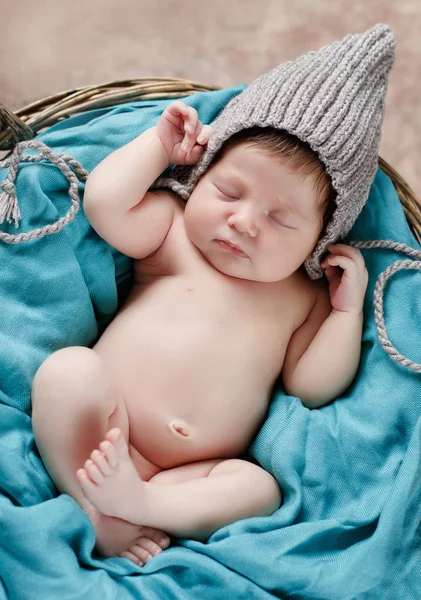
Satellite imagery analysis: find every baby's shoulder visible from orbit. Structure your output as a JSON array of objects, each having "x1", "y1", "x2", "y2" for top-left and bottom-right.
[
  {"x1": 152, "y1": 187, "x2": 185, "y2": 207},
  {"x1": 287, "y1": 267, "x2": 330, "y2": 328},
  {"x1": 290, "y1": 266, "x2": 327, "y2": 296}
]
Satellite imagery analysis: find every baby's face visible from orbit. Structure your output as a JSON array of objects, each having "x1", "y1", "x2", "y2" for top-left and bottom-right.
[{"x1": 184, "y1": 142, "x2": 323, "y2": 282}]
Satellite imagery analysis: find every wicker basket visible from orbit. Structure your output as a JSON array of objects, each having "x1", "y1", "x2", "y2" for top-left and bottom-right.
[{"x1": 1, "y1": 77, "x2": 420, "y2": 244}]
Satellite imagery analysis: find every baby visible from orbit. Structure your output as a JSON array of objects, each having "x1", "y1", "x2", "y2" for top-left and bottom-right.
[{"x1": 30, "y1": 24, "x2": 394, "y2": 566}]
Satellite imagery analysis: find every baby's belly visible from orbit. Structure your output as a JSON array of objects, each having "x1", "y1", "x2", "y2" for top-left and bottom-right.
[{"x1": 93, "y1": 305, "x2": 279, "y2": 469}]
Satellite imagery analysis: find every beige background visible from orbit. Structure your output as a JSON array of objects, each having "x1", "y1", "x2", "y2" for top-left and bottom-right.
[{"x1": 1, "y1": 0, "x2": 420, "y2": 197}]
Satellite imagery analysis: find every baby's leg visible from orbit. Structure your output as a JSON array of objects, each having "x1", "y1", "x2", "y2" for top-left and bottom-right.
[
  {"x1": 31, "y1": 347, "x2": 169, "y2": 562},
  {"x1": 31, "y1": 347, "x2": 129, "y2": 503},
  {"x1": 78, "y1": 428, "x2": 282, "y2": 542}
]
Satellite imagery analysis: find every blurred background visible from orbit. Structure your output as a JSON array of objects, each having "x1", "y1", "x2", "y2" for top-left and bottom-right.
[{"x1": 1, "y1": 0, "x2": 420, "y2": 197}]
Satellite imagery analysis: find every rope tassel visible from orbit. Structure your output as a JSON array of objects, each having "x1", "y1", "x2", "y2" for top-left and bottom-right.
[
  {"x1": 0, "y1": 179, "x2": 21, "y2": 227},
  {"x1": 0, "y1": 140, "x2": 88, "y2": 244}
]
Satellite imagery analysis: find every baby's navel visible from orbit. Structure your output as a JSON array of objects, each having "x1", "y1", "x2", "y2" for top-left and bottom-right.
[{"x1": 168, "y1": 419, "x2": 191, "y2": 439}]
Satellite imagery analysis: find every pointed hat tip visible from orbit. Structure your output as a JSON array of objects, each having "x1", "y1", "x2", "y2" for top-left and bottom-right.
[{"x1": 367, "y1": 23, "x2": 395, "y2": 43}]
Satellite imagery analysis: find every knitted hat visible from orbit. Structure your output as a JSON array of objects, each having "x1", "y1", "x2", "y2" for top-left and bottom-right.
[{"x1": 156, "y1": 23, "x2": 396, "y2": 279}]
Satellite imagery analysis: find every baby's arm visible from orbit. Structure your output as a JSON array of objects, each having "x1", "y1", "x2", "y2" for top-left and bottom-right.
[
  {"x1": 83, "y1": 102, "x2": 213, "y2": 258},
  {"x1": 283, "y1": 244, "x2": 368, "y2": 408},
  {"x1": 282, "y1": 289, "x2": 363, "y2": 408}
]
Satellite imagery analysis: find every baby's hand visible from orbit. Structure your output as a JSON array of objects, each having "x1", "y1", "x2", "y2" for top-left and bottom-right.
[
  {"x1": 156, "y1": 101, "x2": 214, "y2": 165},
  {"x1": 320, "y1": 244, "x2": 369, "y2": 315}
]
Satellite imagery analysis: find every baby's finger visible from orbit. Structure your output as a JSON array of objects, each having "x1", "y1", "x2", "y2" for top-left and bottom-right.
[
  {"x1": 323, "y1": 264, "x2": 342, "y2": 278},
  {"x1": 184, "y1": 106, "x2": 199, "y2": 135},
  {"x1": 178, "y1": 106, "x2": 197, "y2": 149},
  {"x1": 197, "y1": 124, "x2": 214, "y2": 145},
  {"x1": 325, "y1": 255, "x2": 357, "y2": 278},
  {"x1": 182, "y1": 121, "x2": 212, "y2": 154},
  {"x1": 179, "y1": 143, "x2": 205, "y2": 165},
  {"x1": 160, "y1": 102, "x2": 190, "y2": 128},
  {"x1": 182, "y1": 111, "x2": 201, "y2": 153},
  {"x1": 188, "y1": 144, "x2": 205, "y2": 163},
  {"x1": 328, "y1": 244, "x2": 365, "y2": 268},
  {"x1": 165, "y1": 101, "x2": 190, "y2": 119},
  {"x1": 190, "y1": 119, "x2": 203, "y2": 139}
]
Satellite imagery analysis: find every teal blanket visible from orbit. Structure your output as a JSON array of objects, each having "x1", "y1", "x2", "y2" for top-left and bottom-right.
[{"x1": 0, "y1": 87, "x2": 420, "y2": 600}]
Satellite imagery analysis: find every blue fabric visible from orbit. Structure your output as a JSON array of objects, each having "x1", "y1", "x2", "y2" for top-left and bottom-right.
[{"x1": 0, "y1": 86, "x2": 420, "y2": 600}]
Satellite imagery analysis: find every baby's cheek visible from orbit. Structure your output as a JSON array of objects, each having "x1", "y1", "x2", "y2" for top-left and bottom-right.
[
  {"x1": 266, "y1": 242, "x2": 302, "y2": 281},
  {"x1": 184, "y1": 204, "x2": 210, "y2": 245}
]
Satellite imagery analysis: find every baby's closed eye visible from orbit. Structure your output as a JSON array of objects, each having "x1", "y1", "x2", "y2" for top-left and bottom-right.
[
  {"x1": 267, "y1": 212, "x2": 297, "y2": 229},
  {"x1": 213, "y1": 181, "x2": 297, "y2": 229},
  {"x1": 214, "y1": 184, "x2": 240, "y2": 200}
]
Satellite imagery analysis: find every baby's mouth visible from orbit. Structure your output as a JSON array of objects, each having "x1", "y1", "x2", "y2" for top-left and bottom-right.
[{"x1": 215, "y1": 239, "x2": 249, "y2": 259}]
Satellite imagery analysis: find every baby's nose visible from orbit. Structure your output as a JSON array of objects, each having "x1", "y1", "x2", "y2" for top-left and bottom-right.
[{"x1": 227, "y1": 208, "x2": 259, "y2": 237}]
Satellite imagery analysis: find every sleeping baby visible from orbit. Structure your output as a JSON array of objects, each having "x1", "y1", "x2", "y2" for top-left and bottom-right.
[{"x1": 30, "y1": 24, "x2": 394, "y2": 566}]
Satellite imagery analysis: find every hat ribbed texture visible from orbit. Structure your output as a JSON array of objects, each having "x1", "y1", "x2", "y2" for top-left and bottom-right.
[{"x1": 155, "y1": 24, "x2": 395, "y2": 279}]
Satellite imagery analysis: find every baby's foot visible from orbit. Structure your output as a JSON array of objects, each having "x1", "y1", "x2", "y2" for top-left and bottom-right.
[
  {"x1": 77, "y1": 428, "x2": 147, "y2": 524},
  {"x1": 120, "y1": 527, "x2": 171, "y2": 566},
  {"x1": 83, "y1": 499, "x2": 170, "y2": 564}
]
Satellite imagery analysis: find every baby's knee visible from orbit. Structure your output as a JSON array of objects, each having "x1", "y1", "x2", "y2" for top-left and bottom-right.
[
  {"x1": 32, "y1": 346, "x2": 105, "y2": 408},
  {"x1": 243, "y1": 463, "x2": 282, "y2": 516},
  {"x1": 256, "y1": 468, "x2": 282, "y2": 514},
  {"x1": 213, "y1": 459, "x2": 282, "y2": 515}
]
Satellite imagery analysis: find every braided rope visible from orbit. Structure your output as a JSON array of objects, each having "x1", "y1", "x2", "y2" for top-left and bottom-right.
[
  {"x1": 1, "y1": 141, "x2": 421, "y2": 372},
  {"x1": 350, "y1": 240, "x2": 421, "y2": 372},
  {"x1": 0, "y1": 140, "x2": 87, "y2": 243}
]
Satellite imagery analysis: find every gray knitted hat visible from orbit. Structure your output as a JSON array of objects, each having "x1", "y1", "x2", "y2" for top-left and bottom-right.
[{"x1": 156, "y1": 23, "x2": 395, "y2": 279}]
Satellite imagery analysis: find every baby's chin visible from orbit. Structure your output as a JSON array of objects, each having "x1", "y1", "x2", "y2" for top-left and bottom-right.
[
  {"x1": 198, "y1": 247, "x2": 249, "y2": 279},
  {"x1": 201, "y1": 249, "x2": 289, "y2": 283}
]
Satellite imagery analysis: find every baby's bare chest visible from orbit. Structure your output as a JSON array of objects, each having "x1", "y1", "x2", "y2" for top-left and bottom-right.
[{"x1": 95, "y1": 274, "x2": 293, "y2": 390}]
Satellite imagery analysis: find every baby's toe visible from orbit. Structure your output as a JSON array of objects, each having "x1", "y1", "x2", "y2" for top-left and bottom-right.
[
  {"x1": 99, "y1": 439, "x2": 118, "y2": 467},
  {"x1": 76, "y1": 468, "x2": 96, "y2": 496},
  {"x1": 120, "y1": 550, "x2": 143, "y2": 565},
  {"x1": 91, "y1": 449, "x2": 113, "y2": 476},
  {"x1": 139, "y1": 526, "x2": 170, "y2": 549},
  {"x1": 106, "y1": 428, "x2": 129, "y2": 458},
  {"x1": 84, "y1": 459, "x2": 104, "y2": 484},
  {"x1": 157, "y1": 533, "x2": 170, "y2": 549},
  {"x1": 128, "y1": 542, "x2": 156, "y2": 564},
  {"x1": 139, "y1": 537, "x2": 164, "y2": 556}
]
